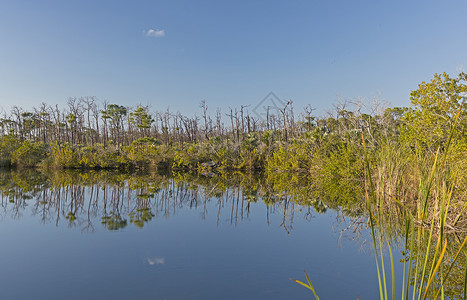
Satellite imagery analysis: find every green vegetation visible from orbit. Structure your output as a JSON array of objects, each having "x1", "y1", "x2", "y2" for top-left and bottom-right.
[
  {"x1": 291, "y1": 271, "x2": 320, "y2": 300},
  {"x1": 363, "y1": 110, "x2": 467, "y2": 300},
  {"x1": 3, "y1": 73, "x2": 465, "y2": 207},
  {"x1": 293, "y1": 75, "x2": 467, "y2": 299},
  {"x1": 1, "y1": 72, "x2": 467, "y2": 298}
]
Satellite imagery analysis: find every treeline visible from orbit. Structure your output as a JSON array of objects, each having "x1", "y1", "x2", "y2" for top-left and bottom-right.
[
  {"x1": 0, "y1": 97, "x2": 303, "y2": 148},
  {"x1": 0, "y1": 73, "x2": 466, "y2": 203},
  {"x1": 0, "y1": 93, "x2": 402, "y2": 171},
  {"x1": 0, "y1": 95, "x2": 339, "y2": 168}
]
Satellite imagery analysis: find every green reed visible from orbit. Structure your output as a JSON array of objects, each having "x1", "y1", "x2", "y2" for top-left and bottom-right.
[
  {"x1": 294, "y1": 107, "x2": 467, "y2": 299},
  {"x1": 364, "y1": 107, "x2": 467, "y2": 300}
]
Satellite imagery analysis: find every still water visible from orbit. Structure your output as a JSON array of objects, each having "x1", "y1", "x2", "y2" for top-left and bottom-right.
[{"x1": 0, "y1": 170, "x2": 401, "y2": 299}]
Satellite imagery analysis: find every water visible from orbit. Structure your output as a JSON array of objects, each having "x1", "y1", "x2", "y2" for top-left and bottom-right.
[{"x1": 0, "y1": 170, "x2": 400, "y2": 299}]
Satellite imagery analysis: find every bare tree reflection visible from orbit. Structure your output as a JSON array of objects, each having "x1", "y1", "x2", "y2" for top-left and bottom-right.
[{"x1": 0, "y1": 169, "x2": 361, "y2": 235}]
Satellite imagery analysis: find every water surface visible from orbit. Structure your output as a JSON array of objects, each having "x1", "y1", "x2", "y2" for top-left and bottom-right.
[{"x1": 0, "y1": 170, "x2": 399, "y2": 299}]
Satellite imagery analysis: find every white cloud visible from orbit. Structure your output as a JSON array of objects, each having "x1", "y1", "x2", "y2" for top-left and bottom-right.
[
  {"x1": 146, "y1": 257, "x2": 165, "y2": 265},
  {"x1": 146, "y1": 29, "x2": 165, "y2": 37}
]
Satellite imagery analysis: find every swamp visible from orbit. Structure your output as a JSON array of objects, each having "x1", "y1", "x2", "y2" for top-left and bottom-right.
[{"x1": 1, "y1": 73, "x2": 467, "y2": 299}]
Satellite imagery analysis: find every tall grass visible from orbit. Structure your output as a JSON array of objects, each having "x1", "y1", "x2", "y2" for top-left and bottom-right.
[
  {"x1": 294, "y1": 108, "x2": 467, "y2": 298},
  {"x1": 364, "y1": 108, "x2": 467, "y2": 300}
]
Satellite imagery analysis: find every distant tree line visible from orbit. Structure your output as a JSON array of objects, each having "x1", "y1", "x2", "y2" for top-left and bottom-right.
[
  {"x1": 0, "y1": 72, "x2": 465, "y2": 208},
  {"x1": 0, "y1": 97, "x2": 304, "y2": 146}
]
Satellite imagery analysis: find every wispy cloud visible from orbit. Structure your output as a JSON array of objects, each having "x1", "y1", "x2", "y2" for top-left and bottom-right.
[{"x1": 145, "y1": 29, "x2": 165, "y2": 38}]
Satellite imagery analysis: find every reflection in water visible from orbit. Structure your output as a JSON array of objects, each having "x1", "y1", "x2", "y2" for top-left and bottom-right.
[
  {"x1": 1, "y1": 169, "x2": 464, "y2": 299},
  {"x1": 0, "y1": 169, "x2": 349, "y2": 233},
  {"x1": 0, "y1": 169, "x2": 378, "y2": 299}
]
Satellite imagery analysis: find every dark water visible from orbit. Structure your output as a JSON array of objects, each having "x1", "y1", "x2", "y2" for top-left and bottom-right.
[{"x1": 0, "y1": 170, "x2": 402, "y2": 299}]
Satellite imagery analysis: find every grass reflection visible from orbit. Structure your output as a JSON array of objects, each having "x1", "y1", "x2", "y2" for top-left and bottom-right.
[{"x1": 2, "y1": 167, "x2": 466, "y2": 298}]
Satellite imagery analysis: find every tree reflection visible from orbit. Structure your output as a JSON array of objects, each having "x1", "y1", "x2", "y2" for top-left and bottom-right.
[
  {"x1": 2, "y1": 168, "x2": 466, "y2": 297},
  {"x1": 0, "y1": 169, "x2": 358, "y2": 233}
]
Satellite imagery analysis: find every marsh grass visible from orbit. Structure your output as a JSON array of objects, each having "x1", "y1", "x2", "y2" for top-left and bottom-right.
[
  {"x1": 290, "y1": 271, "x2": 320, "y2": 300},
  {"x1": 364, "y1": 108, "x2": 467, "y2": 300},
  {"x1": 294, "y1": 108, "x2": 467, "y2": 299}
]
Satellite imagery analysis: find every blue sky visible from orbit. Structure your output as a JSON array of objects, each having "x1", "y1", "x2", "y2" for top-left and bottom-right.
[{"x1": 0, "y1": 0, "x2": 466, "y2": 116}]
